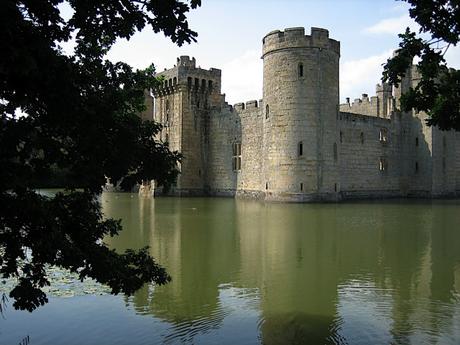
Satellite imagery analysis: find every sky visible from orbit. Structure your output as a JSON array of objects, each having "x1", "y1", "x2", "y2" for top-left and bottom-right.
[{"x1": 66, "y1": 0, "x2": 460, "y2": 105}]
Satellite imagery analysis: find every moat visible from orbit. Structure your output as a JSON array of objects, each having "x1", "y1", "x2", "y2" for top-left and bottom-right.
[{"x1": 2, "y1": 193, "x2": 460, "y2": 344}]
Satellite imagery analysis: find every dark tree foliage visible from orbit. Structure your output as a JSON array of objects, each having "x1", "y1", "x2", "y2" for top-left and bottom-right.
[
  {"x1": 0, "y1": 0, "x2": 200, "y2": 311},
  {"x1": 382, "y1": 0, "x2": 460, "y2": 131}
]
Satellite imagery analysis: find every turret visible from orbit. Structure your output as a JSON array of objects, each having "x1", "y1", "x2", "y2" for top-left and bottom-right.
[
  {"x1": 152, "y1": 56, "x2": 222, "y2": 195},
  {"x1": 262, "y1": 27, "x2": 340, "y2": 201}
]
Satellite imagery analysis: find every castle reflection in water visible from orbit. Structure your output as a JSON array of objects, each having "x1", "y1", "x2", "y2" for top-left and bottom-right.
[{"x1": 103, "y1": 194, "x2": 460, "y2": 344}]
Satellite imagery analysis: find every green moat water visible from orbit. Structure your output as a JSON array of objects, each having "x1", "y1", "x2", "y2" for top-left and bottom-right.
[{"x1": 2, "y1": 193, "x2": 460, "y2": 344}]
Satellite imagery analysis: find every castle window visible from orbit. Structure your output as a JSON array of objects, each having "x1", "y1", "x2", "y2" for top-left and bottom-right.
[
  {"x1": 173, "y1": 77, "x2": 177, "y2": 85},
  {"x1": 300, "y1": 183, "x2": 303, "y2": 191},
  {"x1": 333, "y1": 143, "x2": 337, "y2": 162},
  {"x1": 415, "y1": 161, "x2": 419, "y2": 173},
  {"x1": 165, "y1": 133, "x2": 169, "y2": 146},
  {"x1": 360, "y1": 132, "x2": 364, "y2": 144},
  {"x1": 379, "y1": 157, "x2": 388, "y2": 172},
  {"x1": 169, "y1": 79, "x2": 172, "y2": 87},
  {"x1": 195, "y1": 78, "x2": 199, "y2": 87},
  {"x1": 197, "y1": 101, "x2": 200, "y2": 109},
  {"x1": 266, "y1": 182, "x2": 269, "y2": 190},
  {"x1": 298, "y1": 141, "x2": 303, "y2": 156},
  {"x1": 298, "y1": 63, "x2": 304, "y2": 78},
  {"x1": 266, "y1": 104, "x2": 269, "y2": 119},
  {"x1": 379, "y1": 128, "x2": 388, "y2": 143},
  {"x1": 208, "y1": 80, "x2": 213, "y2": 89},
  {"x1": 201, "y1": 79, "x2": 206, "y2": 89},
  {"x1": 415, "y1": 136, "x2": 419, "y2": 147},
  {"x1": 188, "y1": 77, "x2": 192, "y2": 88},
  {"x1": 165, "y1": 100, "x2": 170, "y2": 122},
  {"x1": 232, "y1": 142, "x2": 242, "y2": 171}
]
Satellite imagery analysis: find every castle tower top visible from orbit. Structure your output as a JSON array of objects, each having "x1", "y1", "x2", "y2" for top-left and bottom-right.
[
  {"x1": 262, "y1": 27, "x2": 340, "y2": 58},
  {"x1": 177, "y1": 56, "x2": 196, "y2": 68}
]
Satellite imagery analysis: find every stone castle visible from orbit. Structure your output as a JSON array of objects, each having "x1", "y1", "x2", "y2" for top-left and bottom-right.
[{"x1": 141, "y1": 27, "x2": 460, "y2": 202}]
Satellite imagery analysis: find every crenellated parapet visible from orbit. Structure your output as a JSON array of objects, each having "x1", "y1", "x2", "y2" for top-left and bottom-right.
[
  {"x1": 340, "y1": 83, "x2": 395, "y2": 118},
  {"x1": 152, "y1": 56, "x2": 221, "y2": 97},
  {"x1": 232, "y1": 99, "x2": 263, "y2": 112},
  {"x1": 262, "y1": 27, "x2": 340, "y2": 58}
]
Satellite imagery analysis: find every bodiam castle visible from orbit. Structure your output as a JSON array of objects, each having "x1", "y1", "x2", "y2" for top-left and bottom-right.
[{"x1": 136, "y1": 27, "x2": 460, "y2": 202}]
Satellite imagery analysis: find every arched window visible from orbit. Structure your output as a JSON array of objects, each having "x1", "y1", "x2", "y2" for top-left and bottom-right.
[
  {"x1": 208, "y1": 80, "x2": 213, "y2": 89},
  {"x1": 165, "y1": 100, "x2": 170, "y2": 122},
  {"x1": 298, "y1": 63, "x2": 304, "y2": 78},
  {"x1": 169, "y1": 79, "x2": 172, "y2": 87},
  {"x1": 201, "y1": 79, "x2": 206, "y2": 88},
  {"x1": 265, "y1": 104, "x2": 269, "y2": 119},
  {"x1": 173, "y1": 77, "x2": 177, "y2": 85},
  {"x1": 187, "y1": 77, "x2": 192, "y2": 88}
]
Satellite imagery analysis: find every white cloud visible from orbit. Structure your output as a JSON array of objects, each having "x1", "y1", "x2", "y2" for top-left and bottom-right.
[
  {"x1": 340, "y1": 50, "x2": 394, "y2": 102},
  {"x1": 364, "y1": 14, "x2": 419, "y2": 35},
  {"x1": 220, "y1": 50, "x2": 263, "y2": 105}
]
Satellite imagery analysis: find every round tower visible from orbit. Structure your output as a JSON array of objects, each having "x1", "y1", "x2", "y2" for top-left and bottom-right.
[{"x1": 262, "y1": 27, "x2": 340, "y2": 201}]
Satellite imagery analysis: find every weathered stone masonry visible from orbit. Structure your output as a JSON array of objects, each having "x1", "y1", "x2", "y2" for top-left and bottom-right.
[{"x1": 150, "y1": 27, "x2": 460, "y2": 202}]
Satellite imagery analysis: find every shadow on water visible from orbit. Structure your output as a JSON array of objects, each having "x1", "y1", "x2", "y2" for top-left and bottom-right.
[{"x1": 101, "y1": 194, "x2": 460, "y2": 345}]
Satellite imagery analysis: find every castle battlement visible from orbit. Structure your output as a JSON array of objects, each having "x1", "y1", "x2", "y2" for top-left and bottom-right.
[
  {"x1": 340, "y1": 83, "x2": 395, "y2": 118},
  {"x1": 232, "y1": 100, "x2": 261, "y2": 112},
  {"x1": 153, "y1": 56, "x2": 222, "y2": 96},
  {"x1": 262, "y1": 27, "x2": 340, "y2": 57}
]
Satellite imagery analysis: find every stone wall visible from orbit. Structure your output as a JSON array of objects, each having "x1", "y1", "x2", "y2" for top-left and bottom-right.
[
  {"x1": 206, "y1": 99, "x2": 264, "y2": 198},
  {"x1": 338, "y1": 112, "x2": 402, "y2": 198},
  {"x1": 236, "y1": 101, "x2": 263, "y2": 197},
  {"x1": 206, "y1": 103, "x2": 238, "y2": 195},
  {"x1": 431, "y1": 127, "x2": 457, "y2": 196}
]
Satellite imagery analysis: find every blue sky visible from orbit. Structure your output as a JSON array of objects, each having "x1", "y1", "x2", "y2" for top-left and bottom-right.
[{"x1": 65, "y1": 1, "x2": 460, "y2": 104}]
